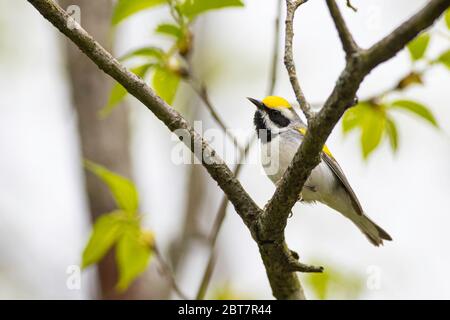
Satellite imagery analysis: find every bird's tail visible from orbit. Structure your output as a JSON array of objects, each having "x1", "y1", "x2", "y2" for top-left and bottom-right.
[{"x1": 352, "y1": 214, "x2": 392, "y2": 246}]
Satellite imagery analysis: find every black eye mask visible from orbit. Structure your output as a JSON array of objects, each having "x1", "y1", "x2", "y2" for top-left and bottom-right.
[{"x1": 267, "y1": 108, "x2": 290, "y2": 127}]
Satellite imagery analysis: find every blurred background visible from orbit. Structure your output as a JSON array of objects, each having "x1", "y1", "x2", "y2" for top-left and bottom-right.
[{"x1": 0, "y1": 0, "x2": 449, "y2": 299}]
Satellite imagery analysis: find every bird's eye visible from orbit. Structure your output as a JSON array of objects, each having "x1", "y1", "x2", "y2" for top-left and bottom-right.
[{"x1": 268, "y1": 109, "x2": 290, "y2": 127}]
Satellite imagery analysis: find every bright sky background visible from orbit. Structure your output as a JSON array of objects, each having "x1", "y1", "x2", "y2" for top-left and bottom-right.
[{"x1": 0, "y1": 0, "x2": 449, "y2": 299}]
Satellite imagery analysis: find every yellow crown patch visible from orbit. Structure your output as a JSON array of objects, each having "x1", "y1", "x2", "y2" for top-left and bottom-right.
[{"x1": 262, "y1": 96, "x2": 291, "y2": 109}]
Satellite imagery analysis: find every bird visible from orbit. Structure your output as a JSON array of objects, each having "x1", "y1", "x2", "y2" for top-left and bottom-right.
[{"x1": 247, "y1": 95, "x2": 392, "y2": 246}]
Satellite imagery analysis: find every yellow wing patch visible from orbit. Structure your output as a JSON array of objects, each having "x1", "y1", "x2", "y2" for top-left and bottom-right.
[
  {"x1": 322, "y1": 145, "x2": 334, "y2": 159},
  {"x1": 262, "y1": 96, "x2": 291, "y2": 109},
  {"x1": 297, "y1": 128, "x2": 334, "y2": 158}
]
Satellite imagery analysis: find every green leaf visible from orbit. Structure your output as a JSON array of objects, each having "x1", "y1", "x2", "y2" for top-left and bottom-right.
[
  {"x1": 436, "y1": 50, "x2": 450, "y2": 70},
  {"x1": 101, "y1": 63, "x2": 154, "y2": 117},
  {"x1": 155, "y1": 23, "x2": 182, "y2": 39},
  {"x1": 84, "y1": 160, "x2": 139, "y2": 213},
  {"x1": 112, "y1": 0, "x2": 167, "y2": 25},
  {"x1": 119, "y1": 47, "x2": 165, "y2": 62},
  {"x1": 385, "y1": 117, "x2": 399, "y2": 152},
  {"x1": 131, "y1": 63, "x2": 156, "y2": 78},
  {"x1": 152, "y1": 67, "x2": 180, "y2": 104},
  {"x1": 342, "y1": 103, "x2": 369, "y2": 134},
  {"x1": 82, "y1": 212, "x2": 123, "y2": 269},
  {"x1": 445, "y1": 9, "x2": 450, "y2": 29},
  {"x1": 407, "y1": 33, "x2": 430, "y2": 61},
  {"x1": 179, "y1": 0, "x2": 244, "y2": 19},
  {"x1": 307, "y1": 272, "x2": 331, "y2": 300},
  {"x1": 305, "y1": 261, "x2": 364, "y2": 300},
  {"x1": 361, "y1": 108, "x2": 385, "y2": 159},
  {"x1": 211, "y1": 283, "x2": 250, "y2": 300},
  {"x1": 104, "y1": 83, "x2": 128, "y2": 116},
  {"x1": 342, "y1": 103, "x2": 390, "y2": 158},
  {"x1": 390, "y1": 99, "x2": 438, "y2": 127},
  {"x1": 116, "y1": 228, "x2": 153, "y2": 291}
]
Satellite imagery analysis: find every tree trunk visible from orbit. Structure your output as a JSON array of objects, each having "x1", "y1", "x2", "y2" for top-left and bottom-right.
[{"x1": 59, "y1": 0, "x2": 139, "y2": 299}]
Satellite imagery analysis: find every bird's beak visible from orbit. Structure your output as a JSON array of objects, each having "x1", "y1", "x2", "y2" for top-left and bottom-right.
[{"x1": 247, "y1": 97, "x2": 265, "y2": 111}]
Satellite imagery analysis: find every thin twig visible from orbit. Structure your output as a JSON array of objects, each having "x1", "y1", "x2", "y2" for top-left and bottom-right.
[
  {"x1": 284, "y1": 0, "x2": 314, "y2": 121},
  {"x1": 154, "y1": 245, "x2": 190, "y2": 300},
  {"x1": 326, "y1": 0, "x2": 359, "y2": 57},
  {"x1": 195, "y1": 0, "x2": 284, "y2": 300},
  {"x1": 189, "y1": 80, "x2": 245, "y2": 153},
  {"x1": 346, "y1": 0, "x2": 357, "y2": 12},
  {"x1": 195, "y1": 250, "x2": 217, "y2": 300},
  {"x1": 267, "y1": 0, "x2": 283, "y2": 95},
  {"x1": 287, "y1": 258, "x2": 324, "y2": 273},
  {"x1": 194, "y1": 135, "x2": 255, "y2": 300},
  {"x1": 262, "y1": 0, "x2": 449, "y2": 239},
  {"x1": 28, "y1": 0, "x2": 449, "y2": 301},
  {"x1": 311, "y1": 68, "x2": 426, "y2": 109}
]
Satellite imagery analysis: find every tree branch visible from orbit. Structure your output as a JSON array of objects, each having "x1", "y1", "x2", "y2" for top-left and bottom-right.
[
  {"x1": 189, "y1": 80, "x2": 245, "y2": 153},
  {"x1": 284, "y1": 0, "x2": 313, "y2": 120},
  {"x1": 195, "y1": 134, "x2": 255, "y2": 300},
  {"x1": 326, "y1": 0, "x2": 360, "y2": 58},
  {"x1": 26, "y1": 0, "x2": 311, "y2": 300},
  {"x1": 27, "y1": 0, "x2": 261, "y2": 224},
  {"x1": 154, "y1": 245, "x2": 189, "y2": 300},
  {"x1": 261, "y1": 0, "x2": 449, "y2": 238},
  {"x1": 365, "y1": 0, "x2": 450, "y2": 70},
  {"x1": 27, "y1": 0, "x2": 449, "y2": 301},
  {"x1": 195, "y1": 0, "x2": 285, "y2": 300}
]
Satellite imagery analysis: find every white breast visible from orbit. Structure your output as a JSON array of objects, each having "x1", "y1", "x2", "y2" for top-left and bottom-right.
[{"x1": 260, "y1": 132, "x2": 337, "y2": 203}]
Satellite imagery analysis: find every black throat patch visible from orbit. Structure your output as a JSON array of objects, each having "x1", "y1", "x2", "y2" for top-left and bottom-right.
[{"x1": 254, "y1": 111, "x2": 273, "y2": 143}]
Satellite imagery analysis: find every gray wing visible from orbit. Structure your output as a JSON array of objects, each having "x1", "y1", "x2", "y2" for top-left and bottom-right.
[{"x1": 321, "y1": 152, "x2": 363, "y2": 215}]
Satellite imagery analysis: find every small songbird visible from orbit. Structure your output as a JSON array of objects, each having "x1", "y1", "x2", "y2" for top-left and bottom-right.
[{"x1": 248, "y1": 96, "x2": 392, "y2": 246}]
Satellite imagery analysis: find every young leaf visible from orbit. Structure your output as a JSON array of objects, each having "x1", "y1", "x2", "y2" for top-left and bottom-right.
[
  {"x1": 152, "y1": 67, "x2": 180, "y2": 104},
  {"x1": 306, "y1": 271, "x2": 331, "y2": 300},
  {"x1": 131, "y1": 63, "x2": 156, "y2": 79},
  {"x1": 385, "y1": 117, "x2": 399, "y2": 152},
  {"x1": 211, "y1": 283, "x2": 250, "y2": 300},
  {"x1": 82, "y1": 211, "x2": 123, "y2": 269},
  {"x1": 390, "y1": 99, "x2": 438, "y2": 127},
  {"x1": 407, "y1": 33, "x2": 430, "y2": 61},
  {"x1": 436, "y1": 50, "x2": 450, "y2": 70},
  {"x1": 155, "y1": 23, "x2": 182, "y2": 39},
  {"x1": 112, "y1": 0, "x2": 167, "y2": 25},
  {"x1": 116, "y1": 228, "x2": 153, "y2": 291},
  {"x1": 119, "y1": 47, "x2": 165, "y2": 62},
  {"x1": 101, "y1": 63, "x2": 154, "y2": 117},
  {"x1": 342, "y1": 103, "x2": 370, "y2": 134},
  {"x1": 361, "y1": 108, "x2": 385, "y2": 159},
  {"x1": 396, "y1": 71, "x2": 423, "y2": 90},
  {"x1": 179, "y1": 0, "x2": 244, "y2": 19},
  {"x1": 305, "y1": 264, "x2": 364, "y2": 300},
  {"x1": 103, "y1": 83, "x2": 128, "y2": 117},
  {"x1": 84, "y1": 160, "x2": 139, "y2": 213}
]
